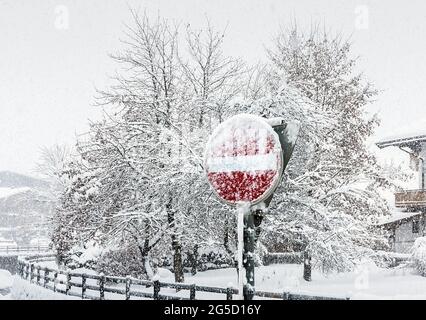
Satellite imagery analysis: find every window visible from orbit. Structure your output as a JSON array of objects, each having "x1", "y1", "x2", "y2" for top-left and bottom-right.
[{"x1": 412, "y1": 220, "x2": 420, "y2": 234}]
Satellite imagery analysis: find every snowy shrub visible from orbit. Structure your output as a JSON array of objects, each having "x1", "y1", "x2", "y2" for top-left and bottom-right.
[
  {"x1": 193, "y1": 246, "x2": 235, "y2": 271},
  {"x1": 262, "y1": 251, "x2": 303, "y2": 265},
  {"x1": 254, "y1": 242, "x2": 269, "y2": 267},
  {"x1": 96, "y1": 247, "x2": 149, "y2": 279},
  {"x1": 411, "y1": 237, "x2": 426, "y2": 276},
  {"x1": 64, "y1": 242, "x2": 103, "y2": 270},
  {"x1": 372, "y1": 250, "x2": 410, "y2": 268},
  {"x1": 158, "y1": 245, "x2": 235, "y2": 272}
]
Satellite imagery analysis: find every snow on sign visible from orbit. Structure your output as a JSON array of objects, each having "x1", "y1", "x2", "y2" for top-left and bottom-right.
[{"x1": 205, "y1": 114, "x2": 283, "y2": 205}]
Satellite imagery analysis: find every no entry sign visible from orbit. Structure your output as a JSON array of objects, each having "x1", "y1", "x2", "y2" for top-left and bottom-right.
[{"x1": 204, "y1": 114, "x2": 283, "y2": 205}]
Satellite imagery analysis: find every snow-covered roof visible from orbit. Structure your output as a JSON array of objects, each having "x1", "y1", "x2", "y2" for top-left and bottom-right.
[
  {"x1": 377, "y1": 210, "x2": 423, "y2": 226},
  {"x1": 376, "y1": 120, "x2": 426, "y2": 148}
]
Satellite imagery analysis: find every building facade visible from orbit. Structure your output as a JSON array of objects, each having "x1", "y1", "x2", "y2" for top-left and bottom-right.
[{"x1": 377, "y1": 133, "x2": 426, "y2": 253}]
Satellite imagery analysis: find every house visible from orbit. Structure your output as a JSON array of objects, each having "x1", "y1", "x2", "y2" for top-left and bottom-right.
[
  {"x1": 378, "y1": 211, "x2": 425, "y2": 253},
  {"x1": 376, "y1": 129, "x2": 426, "y2": 253}
]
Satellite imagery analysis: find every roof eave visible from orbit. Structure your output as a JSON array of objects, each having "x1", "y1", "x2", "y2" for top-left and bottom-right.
[{"x1": 376, "y1": 135, "x2": 426, "y2": 149}]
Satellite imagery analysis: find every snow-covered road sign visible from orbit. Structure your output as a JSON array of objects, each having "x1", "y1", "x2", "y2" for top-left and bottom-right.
[
  {"x1": 204, "y1": 114, "x2": 298, "y2": 300},
  {"x1": 204, "y1": 114, "x2": 284, "y2": 205}
]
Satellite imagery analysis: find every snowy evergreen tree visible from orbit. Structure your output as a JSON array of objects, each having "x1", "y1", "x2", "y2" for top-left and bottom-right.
[{"x1": 255, "y1": 26, "x2": 391, "y2": 273}]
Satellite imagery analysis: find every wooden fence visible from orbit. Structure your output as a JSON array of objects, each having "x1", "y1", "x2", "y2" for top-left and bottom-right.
[
  {"x1": 17, "y1": 257, "x2": 349, "y2": 300},
  {"x1": 0, "y1": 246, "x2": 51, "y2": 255},
  {"x1": 17, "y1": 258, "x2": 238, "y2": 300}
]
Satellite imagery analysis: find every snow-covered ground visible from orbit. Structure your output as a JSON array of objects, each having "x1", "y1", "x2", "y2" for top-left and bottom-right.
[
  {"x1": 188, "y1": 263, "x2": 426, "y2": 300},
  {"x1": 0, "y1": 269, "x2": 13, "y2": 299},
  {"x1": 2, "y1": 261, "x2": 426, "y2": 300}
]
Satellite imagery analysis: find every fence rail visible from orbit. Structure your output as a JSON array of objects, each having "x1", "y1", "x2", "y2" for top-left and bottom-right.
[
  {"x1": 0, "y1": 246, "x2": 51, "y2": 255},
  {"x1": 17, "y1": 256, "x2": 349, "y2": 301},
  {"x1": 17, "y1": 257, "x2": 238, "y2": 300}
]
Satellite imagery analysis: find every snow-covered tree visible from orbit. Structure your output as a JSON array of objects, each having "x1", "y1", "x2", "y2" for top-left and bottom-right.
[
  {"x1": 254, "y1": 26, "x2": 391, "y2": 273},
  {"x1": 52, "y1": 16, "x2": 394, "y2": 280},
  {"x1": 35, "y1": 144, "x2": 72, "y2": 199},
  {"x1": 53, "y1": 11, "x2": 245, "y2": 280}
]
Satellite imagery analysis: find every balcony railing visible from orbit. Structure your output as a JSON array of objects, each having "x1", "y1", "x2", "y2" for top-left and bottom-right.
[{"x1": 395, "y1": 189, "x2": 426, "y2": 208}]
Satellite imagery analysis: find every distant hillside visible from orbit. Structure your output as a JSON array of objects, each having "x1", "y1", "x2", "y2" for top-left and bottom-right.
[
  {"x1": 0, "y1": 171, "x2": 52, "y2": 245},
  {"x1": 0, "y1": 171, "x2": 49, "y2": 189}
]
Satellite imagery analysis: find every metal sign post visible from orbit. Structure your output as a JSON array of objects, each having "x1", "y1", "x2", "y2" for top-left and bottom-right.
[
  {"x1": 236, "y1": 204, "x2": 245, "y2": 300},
  {"x1": 243, "y1": 208, "x2": 256, "y2": 300}
]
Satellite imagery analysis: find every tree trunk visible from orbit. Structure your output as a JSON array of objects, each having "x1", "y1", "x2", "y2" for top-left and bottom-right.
[
  {"x1": 167, "y1": 198, "x2": 184, "y2": 283},
  {"x1": 224, "y1": 216, "x2": 238, "y2": 269},
  {"x1": 173, "y1": 241, "x2": 184, "y2": 282},
  {"x1": 138, "y1": 243, "x2": 152, "y2": 280},
  {"x1": 303, "y1": 250, "x2": 312, "y2": 282},
  {"x1": 223, "y1": 221, "x2": 233, "y2": 256},
  {"x1": 191, "y1": 245, "x2": 199, "y2": 275}
]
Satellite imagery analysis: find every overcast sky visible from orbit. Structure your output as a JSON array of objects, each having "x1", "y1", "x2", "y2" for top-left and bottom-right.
[{"x1": 1, "y1": 0, "x2": 425, "y2": 175}]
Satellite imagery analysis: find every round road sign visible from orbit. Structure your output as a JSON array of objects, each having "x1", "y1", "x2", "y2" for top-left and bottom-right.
[{"x1": 204, "y1": 114, "x2": 283, "y2": 205}]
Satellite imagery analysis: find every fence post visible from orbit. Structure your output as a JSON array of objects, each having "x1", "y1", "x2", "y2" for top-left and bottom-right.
[
  {"x1": 190, "y1": 284, "x2": 196, "y2": 300},
  {"x1": 283, "y1": 292, "x2": 290, "y2": 300},
  {"x1": 226, "y1": 286, "x2": 233, "y2": 300},
  {"x1": 81, "y1": 274, "x2": 86, "y2": 299},
  {"x1": 125, "y1": 276, "x2": 131, "y2": 300},
  {"x1": 44, "y1": 267, "x2": 49, "y2": 288},
  {"x1": 65, "y1": 271, "x2": 71, "y2": 295},
  {"x1": 99, "y1": 273, "x2": 105, "y2": 300},
  {"x1": 36, "y1": 266, "x2": 41, "y2": 285},
  {"x1": 53, "y1": 271, "x2": 58, "y2": 292},
  {"x1": 26, "y1": 263, "x2": 29, "y2": 279},
  {"x1": 153, "y1": 280, "x2": 160, "y2": 300}
]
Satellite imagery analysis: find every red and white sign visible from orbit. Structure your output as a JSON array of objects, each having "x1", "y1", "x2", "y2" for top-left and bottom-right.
[{"x1": 204, "y1": 114, "x2": 283, "y2": 205}]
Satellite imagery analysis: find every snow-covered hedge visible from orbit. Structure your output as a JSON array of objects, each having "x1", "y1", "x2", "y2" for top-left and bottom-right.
[
  {"x1": 372, "y1": 250, "x2": 410, "y2": 268},
  {"x1": 190, "y1": 246, "x2": 235, "y2": 272},
  {"x1": 96, "y1": 247, "x2": 148, "y2": 278},
  {"x1": 60, "y1": 241, "x2": 103, "y2": 271},
  {"x1": 158, "y1": 245, "x2": 235, "y2": 273},
  {"x1": 411, "y1": 237, "x2": 426, "y2": 277}
]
